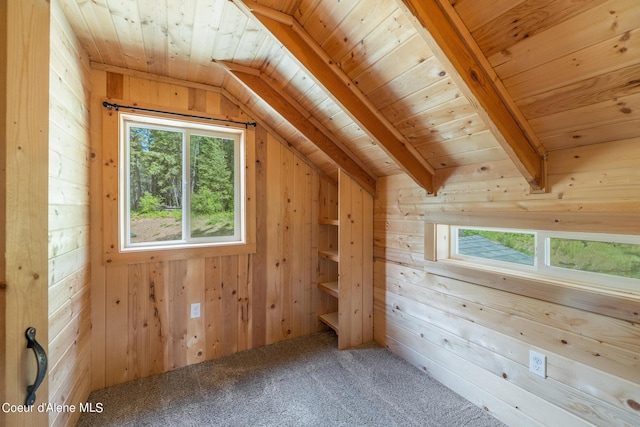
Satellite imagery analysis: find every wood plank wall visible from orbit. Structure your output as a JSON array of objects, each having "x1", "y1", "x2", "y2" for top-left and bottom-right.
[
  {"x1": 48, "y1": 1, "x2": 92, "y2": 426},
  {"x1": 2, "y1": 1, "x2": 50, "y2": 425},
  {"x1": 338, "y1": 169, "x2": 374, "y2": 349},
  {"x1": 374, "y1": 139, "x2": 640, "y2": 426},
  {"x1": 90, "y1": 70, "x2": 327, "y2": 389}
]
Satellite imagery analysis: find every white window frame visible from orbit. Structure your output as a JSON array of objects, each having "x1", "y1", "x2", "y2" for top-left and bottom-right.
[
  {"x1": 538, "y1": 230, "x2": 640, "y2": 293},
  {"x1": 119, "y1": 113, "x2": 246, "y2": 252},
  {"x1": 449, "y1": 226, "x2": 640, "y2": 295}
]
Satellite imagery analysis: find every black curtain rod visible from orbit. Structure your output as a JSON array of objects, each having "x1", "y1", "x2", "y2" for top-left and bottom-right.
[{"x1": 102, "y1": 101, "x2": 257, "y2": 128}]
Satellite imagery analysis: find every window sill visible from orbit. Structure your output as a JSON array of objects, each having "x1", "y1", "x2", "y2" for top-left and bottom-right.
[
  {"x1": 103, "y1": 242, "x2": 256, "y2": 265},
  {"x1": 424, "y1": 259, "x2": 640, "y2": 323}
]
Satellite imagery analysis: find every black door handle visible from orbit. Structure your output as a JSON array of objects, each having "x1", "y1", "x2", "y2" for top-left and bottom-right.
[{"x1": 25, "y1": 327, "x2": 47, "y2": 406}]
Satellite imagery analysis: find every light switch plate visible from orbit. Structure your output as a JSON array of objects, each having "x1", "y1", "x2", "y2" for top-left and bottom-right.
[{"x1": 191, "y1": 303, "x2": 201, "y2": 319}]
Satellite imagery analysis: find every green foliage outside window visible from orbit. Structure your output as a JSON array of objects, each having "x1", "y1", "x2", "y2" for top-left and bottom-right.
[
  {"x1": 456, "y1": 227, "x2": 640, "y2": 285},
  {"x1": 139, "y1": 192, "x2": 161, "y2": 214},
  {"x1": 190, "y1": 134, "x2": 234, "y2": 215},
  {"x1": 550, "y1": 239, "x2": 640, "y2": 280},
  {"x1": 127, "y1": 124, "x2": 238, "y2": 244},
  {"x1": 459, "y1": 229, "x2": 535, "y2": 256},
  {"x1": 129, "y1": 127, "x2": 183, "y2": 211}
]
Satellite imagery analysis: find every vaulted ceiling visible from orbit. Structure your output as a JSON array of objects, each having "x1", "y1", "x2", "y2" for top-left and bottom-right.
[{"x1": 60, "y1": 0, "x2": 640, "y2": 195}]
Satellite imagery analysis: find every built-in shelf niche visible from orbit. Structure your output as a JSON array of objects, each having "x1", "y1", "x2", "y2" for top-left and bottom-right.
[{"x1": 316, "y1": 169, "x2": 373, "y2": 349}]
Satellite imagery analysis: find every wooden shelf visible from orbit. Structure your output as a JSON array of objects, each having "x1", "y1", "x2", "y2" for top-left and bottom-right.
[
  {"x1": 318, "y1": 249, "x2": 339, "y2": 262},
  {"x1": 318, "y1": 281, "x2": 339, "y2": 298},
  {"x1": 319, "y1": 217, "x2": 339, "y2": 226},
  {"x1": 319, "y1": 312, "x2": 339, "y2": 333},
  {"x1": 316, "y1": 170, "x2": 372, "y2": 350}
]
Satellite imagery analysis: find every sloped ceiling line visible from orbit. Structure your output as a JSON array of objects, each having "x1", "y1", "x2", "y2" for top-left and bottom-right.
[
  {"x1": 397, "y1": 0, "x2": 548, "y2": 193},
  {"x1": 235, "y1": 0, "x2": 437, "y2": 195},
  {"x1": 216, "y1": 60, "x2": 378, "y2": 195}
]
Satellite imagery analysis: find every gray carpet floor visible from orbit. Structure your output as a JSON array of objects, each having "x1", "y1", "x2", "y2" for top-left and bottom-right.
[{"x1": 77, "y1": 331, "x2": 506, "y2": 427}]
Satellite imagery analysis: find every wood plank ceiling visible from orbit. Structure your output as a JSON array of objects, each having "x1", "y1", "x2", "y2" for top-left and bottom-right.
[{"x1": 60, "y1": 0, "x2": 640, "y2": 194}]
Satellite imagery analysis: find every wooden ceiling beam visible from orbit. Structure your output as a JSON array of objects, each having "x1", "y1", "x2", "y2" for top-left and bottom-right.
[
  {"x1": 396, "y1": 0, "x2": 547, "y2": 192},
  {"x1": 216, "y1": 60, "x2": 377, "y2": 195},
  {"x1": 236, "y1": 1, "x2": 436, "y2": 194}
]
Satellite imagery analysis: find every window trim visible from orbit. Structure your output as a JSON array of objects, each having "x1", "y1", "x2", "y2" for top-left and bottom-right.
[
  {"x1": 422, "y1": 211, "x2": 640, "y2": 323},
  {"x1": 450, "y1": 226, "x2": 640, "y2": 295},
  {"x1": 540, "y1": 230, "x2": 640, "y2": 292},
  {"x1": 101, "y1": 105, "x2": 256, "y2": 265},
  {"x1": 119, "y1": 113, "x2": 246, "y2": 251}
]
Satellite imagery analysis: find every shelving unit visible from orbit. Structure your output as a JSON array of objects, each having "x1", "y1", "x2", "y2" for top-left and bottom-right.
[
  {"x1": 316, "y1": 169, "x2": 373, "y2": 350},
  {"x1": 317, "y1": 177, "x2": 340, "y2": 334}
]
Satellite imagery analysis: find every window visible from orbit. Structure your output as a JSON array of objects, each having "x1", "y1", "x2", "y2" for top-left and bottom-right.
[
  {"x1": 454, "y1": 228, "x2": 535, "y2": 267},
  {"x1": 547, "y1": 237, "x2": 640, "y2": 279},
  {"x1": 119, "y1": 113, "x2": 245, "y2": 251},
  {"x1": 450, "y1": 226, "x2": 640, "y2": 294}
]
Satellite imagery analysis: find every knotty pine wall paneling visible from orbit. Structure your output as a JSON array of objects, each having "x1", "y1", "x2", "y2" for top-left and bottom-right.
[
  {"x1": 337, "y1": 169, "x2": 374, "y2": 349},
  {"x1": 374, "y1": 141, "x2": 640, "y2": 426},
  {"x1": 2, "y1": 1, "x2": 50, "y2": 426},
  {"x1": 91, "y1": 70, "x2": 326, "y2": 389},
  {"x1": 48, "y1": 1, "x2": 93, "y2": 426}
]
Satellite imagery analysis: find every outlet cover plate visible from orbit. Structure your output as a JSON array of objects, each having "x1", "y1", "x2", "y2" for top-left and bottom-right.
[{"x1": 529, "y1": 350, "x2": 546, "y2": 378}]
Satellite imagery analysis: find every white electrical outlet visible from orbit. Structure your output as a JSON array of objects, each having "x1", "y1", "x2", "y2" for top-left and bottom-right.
[
  {"x1": 529, "y1": 350, "x2": 547, "y2": 378},
  {"x1": 190, "y1": 303, "x2": 201, "y2": 319}
]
